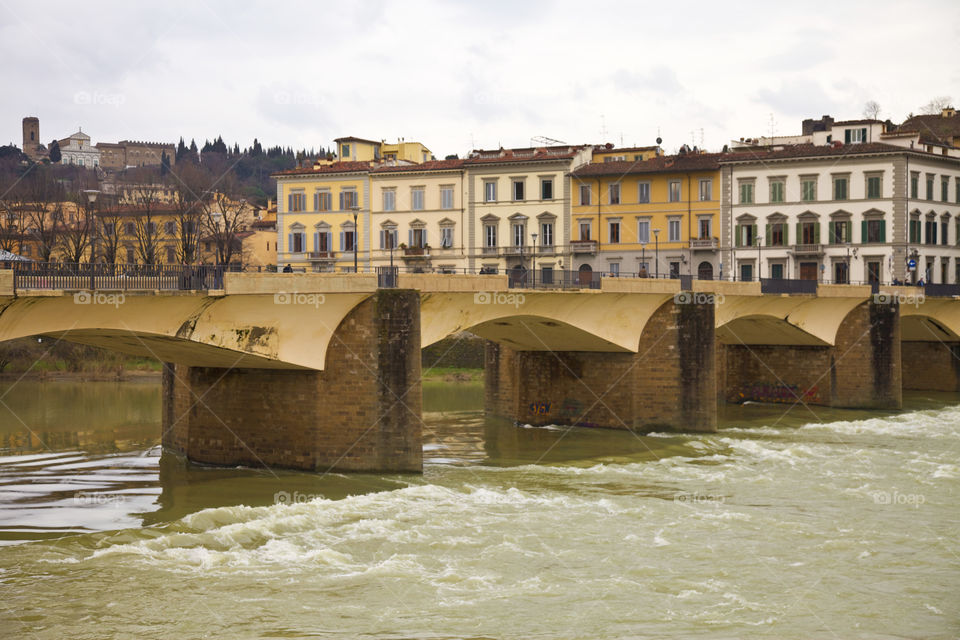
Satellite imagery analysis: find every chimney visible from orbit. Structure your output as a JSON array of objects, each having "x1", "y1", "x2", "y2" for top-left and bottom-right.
[{"x1": 943, "y1": 107, "x2": 956, "y2": 118}]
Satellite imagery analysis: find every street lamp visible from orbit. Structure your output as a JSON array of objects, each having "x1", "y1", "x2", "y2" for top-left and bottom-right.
[
  {"x1": 83, "y1": 190, "x2": 99, "y2": 262},
  {"x1": 351, "y1": 205, "x2": 359, "y2": 273},
  {"x1": 531, "y1": 232, "x2": 538, "y2": 288},
  {"x1": 757, "y1": 236, "x2": 762, "y2": 281},
  {"x1": 640, "y1": 241, "x2": 647, "y2": 277},
  {"x1": 653, "y1": 228, "x2": 660, "y2": 278}
]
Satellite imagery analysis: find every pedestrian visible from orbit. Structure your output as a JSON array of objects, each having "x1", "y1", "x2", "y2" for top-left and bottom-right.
[{"x1": 283, "y1": 263, "x2": 293, "y2": 273}]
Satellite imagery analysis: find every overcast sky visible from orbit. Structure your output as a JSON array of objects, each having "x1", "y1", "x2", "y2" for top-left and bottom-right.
[{"x1": 2, "y1": 0, "x2": 958, "y2": 158}]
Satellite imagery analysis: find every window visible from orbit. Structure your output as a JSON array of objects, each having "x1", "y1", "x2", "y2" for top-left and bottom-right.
[
  {"x1": 379, "y1": 228, "x2": 397, "y2": 250},
  {"x1": 540, "y1": 222, "x2": 553, "y2": 247},
  {"x1": 579, "y1": 221, "x2": 591, "y2": 241},
  {"x1": 801, "y1": 178, "x2": 817, "y2": 202},
  {"x1": 609, "y1": 183, "x2": 621, "y2": 204},
  {"x1": 739, "y1": 181, "x2": 754, "y2": 204},
  {"x1": 287, "y1": 191, "x2": 305, "y2": 212},
  {"x1": 637, "y1": 182, "x2": 650, "y2": 203},
  {"x1": 440, "y1": 187, "x2": 454, "y2": 210},
  {"x1": 942, "y1": 220, "x2": 949, "y2": 246},
  {"x1": 925, "y1": 219, "x2": 937, "y2": 245},
  {"x1": 126, "y1": 247, "x2": 135, "y2": 263},
  {"x1": 166, "y1": 247, "x2": 175, "y2": 263},
  {"x1": 409, "y1": 228, "x2": 426, "y2": 249},
  {"x1": 698, "y1": 218, "x2": 711, "y2": 239},
  {"x1": 770, "y1": 181, "x2": 784, "y2": 203},
  {"x1": 411, "y1": 187, "x2": 424, "y2": 211},
  {"x1": 315, "y1": 191, "x2": 332, "y2": 211},
  {"x1": 865, "y1": 219, "x2": 885, "y2": 243},
  {"x1": 341, "y1": 143, "x2": 351, "y2": 158},
  {"x1": 147, "y1": 222, "x2": 157, "y2": 235},
  {"x1": 669, "y1": 181, "x2": 681, "y2": 202},
  {"x1": 315, "y1": 230, "x2": 332, "y2": 251},
  {"x1": 844, "y1": 127, "x2": 867, "y2": 144},
  {"x1": 540, "y1": 178, "x2": 553, "y2": 200},
  {"x1": 637, "y1": 219, "x2": 650, "y2": 244},
  {"x1": 771, "y1": 263, "x2": 784, "y2": 279},
  {"x1": 580, "y1": 184, "x2": 591, "y2": 205},
  {"x1": 341, "y1": 230, "x2": 355, "y2": 252},
  {"x1": 164, "y1": 221, "x2": 175, "y2": 234},
  {"x1": 769, "y1": 223, "x2": 785, "y2": 246},
  {"x1": 736, "y1": 223, "x2": 756, "y2": 247},
  {"x1": 608, "y1": 262, "x2": 619, "y2": 276},
  {"x1": 909, "y1": 218, "x2": 921, "y2": 243},
  {"x1": 289, "y1": 230, "x2": 305, "y2": 253},
  {"x1": 668, "y1": 218, "x2": 680, "y2": 242},
  {"x1": 512, "y1": 180, "x2": 525, "y2": 201},
  {"x1": 833, "y1": 177, "x2": 848, "y2": 201},
  {"x1": 609, "y1": 220, "x2": 620, "y2": 243},
  {"x1": 942, "y1": 177, "x2": 950, "y2": 202},
  {"x1": 383, "y1": 189, "x2": 396, "y2": 212},
  {"x1": 800, "y1": 222, "x2": 818, "y2": 244},
  {"x1": 484, "y1": 224, "x2": 497, "y2": 247},
  {"x1": 699, "y1": 179, "x2": 712, "y2": 201},
  {"x1": 956, "y1": 178, "x2": 960, "y2": 204},
  {"x1": 926, "y1": 175, "x2": 934, "y2": 201},
  {"x1": 512, "y1": 223, "x2": 525, "y2": 246},
  {"x1": 867, "y1": 176, "x2": 882, "y2": 199},
  {"x1": 740, "y1": 263, "x2": 753, "y2": 282},
  {"x1": 484, "y1": 181, "x2": 497, "y2": 202},
  {"x1": 339, "y1": 190, "x2": 357, "y2": 210},
  {"x1": 440, "y1": 227, "x2": 453, "y2": 248},
  {"x1": 830, "y1": 220, "x2": 850, "y2": 244}
]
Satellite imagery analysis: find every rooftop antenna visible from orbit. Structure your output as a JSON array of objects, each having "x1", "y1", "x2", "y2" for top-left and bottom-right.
[
  {"x1": 531, "y1": 135, "x2": 567, "y2": 147},
  {"x1": 700, "y1": 128, "x2": 705, "y2": 149},
  {"x1": 768, "y1": 113, "x2": 776, "y2": 138},
  {"x1": 600, "y1": 114, "x2": 608, "y2": 141}
]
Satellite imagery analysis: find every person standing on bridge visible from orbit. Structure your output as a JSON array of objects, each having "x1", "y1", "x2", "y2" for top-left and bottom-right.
[{"x1": 283, "y1": 264, "x2": 293, "y2": 273}]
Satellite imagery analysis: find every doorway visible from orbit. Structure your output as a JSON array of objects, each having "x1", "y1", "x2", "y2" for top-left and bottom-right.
[
  {"x1": 697, "y1": 261, "x2": 713, "y2": 280},
  {"x1": 799, "y1": 262, "x2": 818, "y2": 280}
]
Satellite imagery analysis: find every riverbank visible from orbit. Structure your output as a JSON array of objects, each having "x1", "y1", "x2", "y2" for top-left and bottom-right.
[{"x1": 0, "y1": 367, "x2": 482, "y2": 384}]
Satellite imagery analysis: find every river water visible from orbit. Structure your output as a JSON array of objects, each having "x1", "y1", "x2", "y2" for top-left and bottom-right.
[{"x1": 0, "y1": 380, "x2": 957, "y2": 638}]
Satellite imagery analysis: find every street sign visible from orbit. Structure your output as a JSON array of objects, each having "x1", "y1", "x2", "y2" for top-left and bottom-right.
[{"x1": 908, "y1": 258, "x2": 917, "y2": 270}]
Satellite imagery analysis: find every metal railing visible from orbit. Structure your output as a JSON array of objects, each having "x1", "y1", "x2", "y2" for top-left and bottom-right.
[
  {"x1": 11, "y1": 262, "x2": 239, "y2": 292},
  {"x1": 924, "y1": 283, "x2": 960, "y2": 297},
  {"x1": 760, "y1": 278, "x2": 818, "y2": 295},
  {"x1": 507, "y1": 269, "x2": 603, "y2": 290}
]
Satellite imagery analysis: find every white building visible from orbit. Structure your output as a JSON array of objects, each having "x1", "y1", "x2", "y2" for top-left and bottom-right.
[
  {"x1": 58, "y1": 129, "x2": 101, "y2": 168},
  {"x1": 721, "y1": 134, "x2": 960, "y2": 285}
]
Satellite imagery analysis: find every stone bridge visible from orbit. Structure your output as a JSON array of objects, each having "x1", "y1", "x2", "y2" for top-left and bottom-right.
[{"x1": 0, "y1": 269, "x2": 955, "y2": 473}]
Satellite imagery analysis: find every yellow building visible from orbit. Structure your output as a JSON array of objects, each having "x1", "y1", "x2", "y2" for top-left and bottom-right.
[
  {"x1": 273, "y1": 161, "x2": 371, "y2": 272},
  {"x1": 591, "y1": 144, "x2": 661, "y2": 164},
  {"x1": 369, "y1": 159, "x2": 467, "y2": 272},
  {"x1": 330, "y1": 137, "x2": 434, "y2": 165},
  {"x1": 569, "y1": 152, "x2": 723, "y2": 280}
]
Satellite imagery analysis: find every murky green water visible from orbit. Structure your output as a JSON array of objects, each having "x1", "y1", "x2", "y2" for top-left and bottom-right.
[{"x1": 0, "y1": 380, "x2": 957, "y2": 638}]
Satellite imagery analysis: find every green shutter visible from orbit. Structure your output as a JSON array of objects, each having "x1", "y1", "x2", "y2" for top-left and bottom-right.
[
  {"x1": 765, "y1": 224, "x2": 771, "y2": 246},
  {"x1": 845, "y1": 221, "x2": 852, "y2": 243},
  {"x1": 862, "y1": 127, "x2": 867, "y2": 142},
  {"x1": 879, "y1": 220, "x2": 886, "y2": 243},
  {"x1": 751, "y1": 224, "x2": 758, "y2": 246},
  {"x1": 844, "y1": 129, "x2": 851, "y2": 144},
  {"x1": 814, "y1": 222, "x2": 820, "y2": 244},
  {"x1": 735, "y1": 225, "x2": 741, "y2": 247},
  {"x1": 796, "y1": 222, "x2": 801, "y2": 244},
  {"x1": 784, "y1": 223, "x2": 789, "y2": 245},
  {"x1": 861, "y1": 220, "x2": 867, "y2": 244}
]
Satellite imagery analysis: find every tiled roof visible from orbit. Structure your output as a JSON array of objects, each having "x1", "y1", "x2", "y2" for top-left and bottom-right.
[
  {"x1": 372, "y1": 159, "x2": 465, "y2": 173},
  {"x1": 895, "y1": 113, "x2": 960, "y2": 146},
  {"x1": 271, "y1": 161, "x2": 373, "y2": 177},
  {"x1": 717, "y1": 142, "x2": 937, "y2": 163},
  {"x1": 571, "y1": 153, "x2": 724, "y2": 177},
  {"x1": 594, "y1": 145, "x2": 660, "y2": 153},
  {"x1": 333, "y1": 136, "x2": 381, "y2": 145},
  {"x1": 466, "y1": 146, "x2": 581, "y2": 164},
  {"x1": 833, "y1": 119, "x2": 882, "y2": 126}
]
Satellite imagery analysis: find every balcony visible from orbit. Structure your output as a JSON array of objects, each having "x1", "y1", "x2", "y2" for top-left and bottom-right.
[
  {"x1": 792, "y1": 243, "x2": 823, "y2": 256},
  {"x1": 402, "y1": 246, "x2": 430, "y2": 260},
  {"x1": 570, "y1": 240, "x2": 597, "y2": 255},
  {"x1": 689, "y1": 237, "x2": 719, "y2": 250},
  {"x1": 503, "y1": 246, "x2": 528, "y2": 257},
  {"x1": 481, "y1": 246, "x2": 500, "y2": 256},
  {"x1": 306, "y1": 251, "x2": 336, "y2": 262},
  {"x1": 537, "y1": 244, "x2": 556, "y2": 256}
]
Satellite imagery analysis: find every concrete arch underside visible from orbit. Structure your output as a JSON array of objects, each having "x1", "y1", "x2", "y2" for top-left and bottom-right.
[
  {"x1": 0, "y1": 293, "x2": 372, "y2": 370},
  {"x1": 418, "y1": 291, "x2": 674, "y2": 352},
  {"x1": 715, "y1": 295, "x2": 869, "y2": 346}
]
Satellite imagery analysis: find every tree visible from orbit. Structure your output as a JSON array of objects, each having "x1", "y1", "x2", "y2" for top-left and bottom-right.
[
  {"x1": 48, "y1": 140, "x2": 61, "y2": 163},
  {"x1": 175, "y1": 137, "x2": 188, "y2": 162},
  {"x1": 200, "y1": 175, "x2": 252, "y2": 267},
  {"x1": 59, "y1": 193, "x2": 94, "y2": 263},
  {"x1": 170, "y1": 163, "x2": 209, "y2": 264},
  {"x1": 127, "y1": 184, "x2": 165, "y2": 265},
  {"x1": 863, "y1": 100, "x2": 881, "y2": 119},
  {"x1": 160, "y1": 150, "x2": 171, "y2": 176},
  {"x1": 95, "y1": 207, "x2": 124, "y2": 265},
  {"x1": 23, "y1": 166, "x2": 66, "y2": 262},
  {"x1": 920, "y1": 96, "x2": 954, "y2": 115}
]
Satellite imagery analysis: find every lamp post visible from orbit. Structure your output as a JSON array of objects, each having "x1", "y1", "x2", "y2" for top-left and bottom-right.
[
  {"x1": 531, "y1": 232, "x2": 538, "y2": 288},
  {"x1": 757, "y1": 236, "x2": 762, "y2": 281},
  {"x1": 653, "y1": 228, "x2": 660, "y2": 278},
  {"x1": 83, "y1": 189, "x2": 100, "y2": 289},
  {"x1": 351, "y1": 205, "x2": 359, "y2": 273},
  {"x1": 389, "y1": 229, "x2": 394, "y2": 269},
  {"x1": 641, "y1": 241, "x2": 647, "y2": 277}
]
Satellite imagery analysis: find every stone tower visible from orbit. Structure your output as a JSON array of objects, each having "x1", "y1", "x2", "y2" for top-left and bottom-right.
[{"x1": 22, "y1": 116, "x2": 40, "y2": 159}]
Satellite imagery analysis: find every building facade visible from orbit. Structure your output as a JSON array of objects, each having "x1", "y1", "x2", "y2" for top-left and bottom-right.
[
  {"x1": 58, "y1": 130, "x2": 101, "y2": 168},
  {"x1": 570, "y1": 152, "x2": 722, "y2": 280}
]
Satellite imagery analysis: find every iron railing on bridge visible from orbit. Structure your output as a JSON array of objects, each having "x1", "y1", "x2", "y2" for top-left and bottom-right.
[{"x1": 10, "y1": 262, "x2": 240, "y2": 292}]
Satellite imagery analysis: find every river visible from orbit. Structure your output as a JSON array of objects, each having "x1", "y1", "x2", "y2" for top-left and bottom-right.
[{"x1": 0, "y1": 380, "x2": 957, "y2": 638}]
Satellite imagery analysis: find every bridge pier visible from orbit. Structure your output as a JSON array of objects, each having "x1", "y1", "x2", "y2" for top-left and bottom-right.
[
  {"x1": 721, "y1": 300, "x2": 901, "y2": 409},
  {"x1": 161, "y1": 290, "x2": 422, "y2": 473},
  {"x1": 484, "y1": 297, "x2": 717, "y2": 432},
  {"x1": 902, "y1": 341, "x2": 960, "y2": 391}
]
